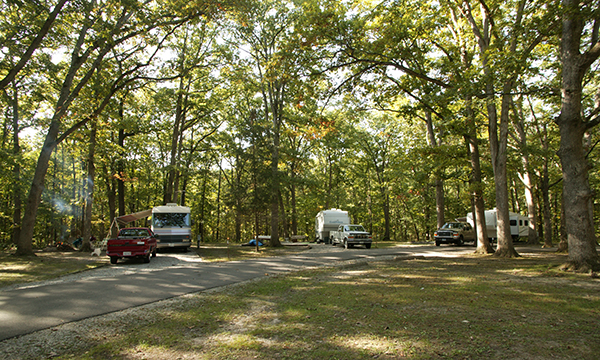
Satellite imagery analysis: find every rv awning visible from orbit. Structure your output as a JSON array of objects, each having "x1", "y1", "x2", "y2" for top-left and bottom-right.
[{"x1": 116, "y1": 209, "x2": 152, "y2": 225}]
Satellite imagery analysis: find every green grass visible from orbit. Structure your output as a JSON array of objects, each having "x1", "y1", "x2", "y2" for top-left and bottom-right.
[
  {"x1": 0, "y1": 251, "x2": 107, "y2": 287},
  {"x1": 49, "y1": 252, "x2": 600, "y2": 360},
  {"x1": 193, "y1": 242, "x2": 310, "y2": 262}
]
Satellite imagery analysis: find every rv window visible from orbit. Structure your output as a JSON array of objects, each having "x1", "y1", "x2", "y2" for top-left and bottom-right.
[
  {"x1": 519, "y1": 220, "x2": 523, "y2": 226},
  {"x1": 510, "y1": 220, "x2": 517, "y2": 226},
  {"x1": 525, "y1": 220, "x2": 529, "y2": 226}
]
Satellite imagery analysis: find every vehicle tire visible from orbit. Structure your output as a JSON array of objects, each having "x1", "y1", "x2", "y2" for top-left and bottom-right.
[
  {"x1": 457, "y1": 236, "x2": 464, "y2": 246},
  {"x1": 365, "y1": 243, "x2": 371, "y2": 249},
  {"x1": 152, "y1": 248, "x2": 157, "y2": 258},
  {"x1": 110, "y1": 256, "x2": 118, "y2": 265},
  {"x1": 435, "y1": 241, "x2": 440, "y2": 246},
  {"x1": 144, "y1": 254, "x2": 150, "y2": 263}
]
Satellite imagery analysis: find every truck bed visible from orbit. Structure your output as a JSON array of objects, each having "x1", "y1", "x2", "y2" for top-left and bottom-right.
[{"x1": 106, "y1": 228, "x2": 157, "y2": 264}]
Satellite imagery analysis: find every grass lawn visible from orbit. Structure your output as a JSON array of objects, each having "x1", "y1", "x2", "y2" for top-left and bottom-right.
[
  {"x1": 10, "y1": 248, "x2": 597, "y2": 360},
  {"x1": 0, "y1": 250, "x2": 108, "y2": 288}
]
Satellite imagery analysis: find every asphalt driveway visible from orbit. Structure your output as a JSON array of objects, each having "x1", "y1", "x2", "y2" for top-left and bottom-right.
[{"x1": 0, "y1": 244, "x2": 478, "y2": 341}]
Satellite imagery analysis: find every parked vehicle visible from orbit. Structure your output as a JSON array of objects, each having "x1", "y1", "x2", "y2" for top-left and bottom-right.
[
  {"x1": 315, "y1": 209, "x2": 350, "y2": 244},
  {"x1": 434, "y1": 222, "x2": 475, "y2": 246},
  {"x1": 151, "y1": 203, "x2": 192, "y2": 251},
  {"x1": 106, "y1": 227, "x2": 158, "y2": 264},
  {"x1": 466, "y1": 209, "x2": 529, "y2": 241},
  {"x1": 330, "y1": 224, "x2": 372, "y2": 249}
]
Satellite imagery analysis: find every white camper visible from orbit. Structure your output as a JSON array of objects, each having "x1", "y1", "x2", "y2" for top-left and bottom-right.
[
  {"x1": 151, "y1": 203, "x2": 192, "y2": 250},
  {"x1": 466, "y1": 209, "x2": 529, "y2": 240},
  {"x1": 315, "y1": 209, "x2": 350, "y2": 243}
]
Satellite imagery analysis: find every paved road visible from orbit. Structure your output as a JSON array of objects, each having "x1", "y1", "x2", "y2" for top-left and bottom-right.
[{"x1": 0, "y1": 244, "x2": 481, "y2": 341}]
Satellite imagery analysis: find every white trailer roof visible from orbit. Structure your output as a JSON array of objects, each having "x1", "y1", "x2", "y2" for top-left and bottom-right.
[{"x1": 152, "y1": 204, "x2": 191, "y2": 214}]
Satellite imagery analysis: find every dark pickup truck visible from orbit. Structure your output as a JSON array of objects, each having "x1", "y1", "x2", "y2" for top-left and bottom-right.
[{"x1": 106, "y1": 227, "x2": 158, "y2": 264}]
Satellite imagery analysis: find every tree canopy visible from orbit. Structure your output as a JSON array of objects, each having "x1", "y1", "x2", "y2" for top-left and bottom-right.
[{"x1": 1, "y1": 0, "x2": 599, "y2": 270}]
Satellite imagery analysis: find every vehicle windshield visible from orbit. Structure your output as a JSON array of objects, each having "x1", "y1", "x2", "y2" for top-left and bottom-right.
[
  {"x1": 152, "y1": 213, "x2": 190, "y2": 228},
  {"x1": 120, "y1": 228, "x2": 149, "y2": 237},
  {"x1": 348, "y1": 225, "x2": 365, "y2": 231},
  {"x1": 442, "y1": 223, "x2": 462, "y2": 229}
]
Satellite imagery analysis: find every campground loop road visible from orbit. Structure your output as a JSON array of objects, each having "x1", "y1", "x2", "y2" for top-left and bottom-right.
[{"x1": 0, "y1": 243, "x2": 489, "y2": 341}]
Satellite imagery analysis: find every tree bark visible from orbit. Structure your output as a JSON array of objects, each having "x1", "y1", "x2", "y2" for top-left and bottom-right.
[
  {"x1": 462, "y1": 2, "x2": 517, "y2": 256},
  {"x1": 512, "y1": 98, "x2": 539, "y2": 245},
  {"x1": 117, "y1": 127, "x2": 127, "y2": 216},
  {"x1": 16, "y1": 120, "x2": 61, "y2": 255},
  {"x1": 425, "y1": 111, "x2": 445, "y2": 229},
  {"x1": 541, "y1": 155, "x2": 553, "y2": 248},
  {"x1": 489, "y1": 81, "x2": 519, "y2": 258},
  {"x1": 556, "y1": 0, "x2": 600, "y2": 271},
  {"x1": 9, "y1": 83, "x2": 22, "y2": 246},
  {"x1": 465, "y1": 97, "x2": 493, "y2": 254},
  {"x1": 166, "y1": 78, "x2": 186, "y2": 204},
  {"x1": 81, "y1": 120, "x2": 97, "y2": 252}
]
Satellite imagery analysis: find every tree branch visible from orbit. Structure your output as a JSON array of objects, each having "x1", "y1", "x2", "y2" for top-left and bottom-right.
[{"x1": 0, "y1": 0, "x2": 68, "y2": 90}]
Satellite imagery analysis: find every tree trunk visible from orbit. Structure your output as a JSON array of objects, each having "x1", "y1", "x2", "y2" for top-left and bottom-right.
[
  {"x1": 558, "y1": 200, "x2": 568, "y2": 252},
  {"x1": 522, "y1": 169, "x2": 539, "y2": 245},
  {"x1": 266, "y1": 80, "x2": 283, "y2": 248},
  {"x1": 489, "y1": 82, "x2": 519, "y2": 258},
  {"x1": 541, "y1": 165, "x2": 553, "y2": 248},
  {"x1": 10, "y1": 83, "x2": 22, "y2": 246},
  {"x1": 463, "y1": 0, "x2": 520, "y2": 257},
  {"x1": 16, "y1": 120, "x2": 61, "y2": 255},
  {"x1": 512, "y1": 100, "x2": 539, "y2": 245},
  {"x1": 290, "y1": 182, "x2": 298, "y2": 235},
  {"x1": 216, "y1": 170, "x2": 221, "y2": 242},
  {"x1": 270, "y1": 129, "x2": 281, "y2": 246},
  {"x1": 279, "y1": 190, "x2": 289, "y2": 240},
  {"x1": 464, "y1": 98, "x2": 493, "y2": 254},
  {"x1": 81, "y1": 120, "x2": 97, "y2": 252},
  {"x1": 117, "y1": 128, "x2": 126, "y2": 216},
  {"x1": 425, "y1": 111, "x2": 445, "y2": 229},
  {"x1": 556, "y1": 0, "x2": 600, "y2": 271},
  {"x1": 325, "y1": 152, "x2": 333, "y2": 209},
  {"x1": 382, "y1": 188, "x2": 390, "y2": 241},
  {"x1": 105, "y1": 165, "x2": 118, "y2": 238},
  {"x1": 166, "y1": 82, "x2": 185, "y2": 204}
]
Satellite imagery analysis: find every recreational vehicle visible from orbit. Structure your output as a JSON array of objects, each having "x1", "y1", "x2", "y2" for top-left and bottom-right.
[
  {"x1": 466, "y1": 209, "x2": 529, "y2": 241},
  {"x1": 315, "y1": 209, "x2": 350, "y2": 243},
  {"x1": 152, "y1": 203, "x2": 192, "y2": 250}
]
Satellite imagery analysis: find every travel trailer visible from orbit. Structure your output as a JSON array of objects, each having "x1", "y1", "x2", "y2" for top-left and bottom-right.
[
  {"x1": 315, "y1": 208, "x2": 350, "y2": 243},
  {"x1": 466, "y1": 209, "x2": 529, "y2": 240}
]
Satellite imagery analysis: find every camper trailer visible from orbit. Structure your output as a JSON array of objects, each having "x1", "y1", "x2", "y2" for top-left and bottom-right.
[
  {"x1": 315, "y1": 209, "x2": 350, "y2": 244},
  {"x1": 466, "y1": 209, "x2": 529, "y2": 241}
]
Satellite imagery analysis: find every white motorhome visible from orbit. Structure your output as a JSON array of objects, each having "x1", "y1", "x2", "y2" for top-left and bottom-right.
[
  {"x1": 151, "y1": 203, "x2": 192, "y2": 250},
  {"x1": 466, "y1": 208, "x2": 529, "y2": 240},
  {"x1": 315, "y1": 209, "x2": 350, "y2": 243}
]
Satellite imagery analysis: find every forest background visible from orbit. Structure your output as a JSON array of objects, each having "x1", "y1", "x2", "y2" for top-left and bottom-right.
[{"x1": 1, "y1": 0, "x2": 599, "y2": 270}]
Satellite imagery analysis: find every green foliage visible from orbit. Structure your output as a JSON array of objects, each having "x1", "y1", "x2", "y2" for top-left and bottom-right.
[{"x1": 0, "y1": 0, "x2": 596, "y2": 249}]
